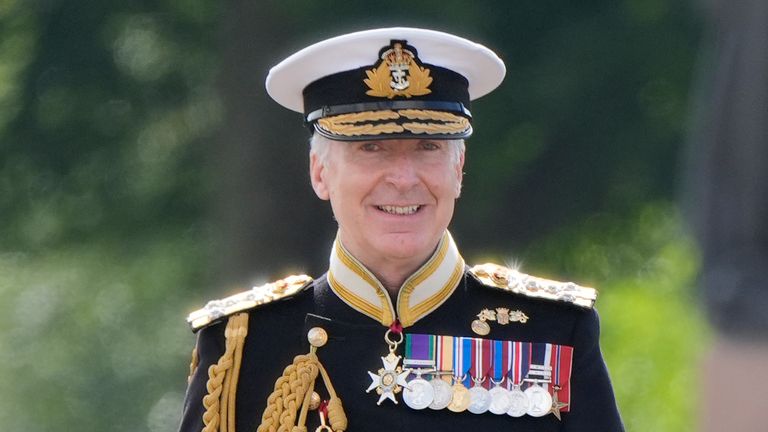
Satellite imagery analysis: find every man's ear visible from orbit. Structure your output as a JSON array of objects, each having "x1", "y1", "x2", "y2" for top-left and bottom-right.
[
  {"x1": 455, "y1": 151, "x2": 465, "y2": 198},
  {"x1": 309, "y1": 151, "x2": 330, "y2": 200}
]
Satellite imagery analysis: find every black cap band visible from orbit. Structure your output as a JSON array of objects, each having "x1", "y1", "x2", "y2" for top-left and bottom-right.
[{"x1": 302, "y1": 64, "x2": 471, "y2": 122}]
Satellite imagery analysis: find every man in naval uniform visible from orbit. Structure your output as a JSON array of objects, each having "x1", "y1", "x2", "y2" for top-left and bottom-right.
[{"x1": 178, "y1": 28, "x2": 624, "y2": 432}]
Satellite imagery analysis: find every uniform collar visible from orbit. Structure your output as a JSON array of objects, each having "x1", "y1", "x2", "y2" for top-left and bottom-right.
[{"x1": 327, "y1": 231, "x2": 465, "y2": 328}]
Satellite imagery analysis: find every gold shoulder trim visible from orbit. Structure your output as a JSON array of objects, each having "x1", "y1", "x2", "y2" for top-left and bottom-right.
[
  {"x1": 187, "y1": 274, "x2": 313, "y2": 331},
  {"x1": 469, "y1": 263, "x2": 596, "y2": 308}
]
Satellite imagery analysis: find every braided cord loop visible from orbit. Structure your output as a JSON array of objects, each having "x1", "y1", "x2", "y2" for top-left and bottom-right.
[
  {"x1": 258, "y1": 349, "x2": 347, "y2": 432},
  {"x1": 198, "y1": 312, "x2": 346, "y2": 432},
  {"x1": 201, "y1": 313, "x2": 249, "y2": 432}
]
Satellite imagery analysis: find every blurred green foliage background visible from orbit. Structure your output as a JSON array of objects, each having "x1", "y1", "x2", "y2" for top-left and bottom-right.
[{"x1": 0, "y1": 1, "x2": 707, "y2": 431}]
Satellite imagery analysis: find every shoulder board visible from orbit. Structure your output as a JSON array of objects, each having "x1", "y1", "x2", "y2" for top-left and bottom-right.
[
  {"x1": 186, "y1": 274, "x2": 313, "y2": 331},
  {"x1": 469, "y1": 263, "x2": 596, "y2": 308}
]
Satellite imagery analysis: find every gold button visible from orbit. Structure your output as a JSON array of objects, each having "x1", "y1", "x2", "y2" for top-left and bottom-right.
[{"x1": 307, "y1": 327, "x2": 328, "y2": 347}]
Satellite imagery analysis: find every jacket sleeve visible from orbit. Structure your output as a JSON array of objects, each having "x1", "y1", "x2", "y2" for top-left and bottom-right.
[
  {"x1": 177, "y1": 322, "x2": 226, "y2": 432},
  {"x1": 563, "y1": 308, "x2": 625, "y2": 432}
]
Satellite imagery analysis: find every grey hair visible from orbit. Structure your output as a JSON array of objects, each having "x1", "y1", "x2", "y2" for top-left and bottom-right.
[{"x1": 309, "y1": 134, "x2": 466, "y2": 166}]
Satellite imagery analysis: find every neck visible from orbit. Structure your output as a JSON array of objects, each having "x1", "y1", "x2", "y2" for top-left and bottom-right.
[
  {"x1": 339, "y1": 236, "x2": 439, "y2": 296},
  {"x1": 368, "y1": 259, "x2": 425, "y2": 296}
]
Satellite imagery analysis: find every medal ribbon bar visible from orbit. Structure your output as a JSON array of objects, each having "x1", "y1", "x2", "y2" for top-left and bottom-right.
[
  {"x1": 470, "y1": 337, "x2": 493, "y2": 388},
  {"x1": 404, "y1": 333, "x2": 436, "y2": 368},
  {"x1": 454, "y1": 336, "x2": 473, "y2": 387},
  {"x1": 404, "y1": 335, "x2": 574, "y2": 408},
  {"x1": 529, "y1": 343, "x2": 552, "y2": 384},
  {"x1": 549, "y1": 343, "x2": 573, "y2": 412},
  {"x1": 513, "y1": 342, "x2": 532, "y2": 387},
  {"x1": 491, "y1": 340, "x2": 508, "y2": 383},
  {"x1": 436, "y1": 335, "x2": 454, "y2": 384}
]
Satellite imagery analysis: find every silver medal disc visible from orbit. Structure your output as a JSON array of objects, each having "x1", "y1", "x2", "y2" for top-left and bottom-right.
[
  {"x1": 403, "y1": 377, "x2": 435, "y2": 410},
  {"x1": 506, "y1": 388, "x2": 529, "y2": 417},
  {"x1": 467, "y1": 386, "x2": 492, "y2": 414},
  {"x1": 429, "y1": 379, "x2": 453, "y2": 410},
  {"x1": 524, "y1": 385, "x2": 553, "y2": 417},
  {"x1": 488, "y1": 386, "x2": 512, "y2": 415}
]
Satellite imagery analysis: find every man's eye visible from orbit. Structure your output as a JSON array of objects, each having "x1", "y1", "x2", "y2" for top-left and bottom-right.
[
  {"x1": 420, "y1": 141, "x2": 440, "y2": 150},
  {"x1": 360, "y1": 142, "x2": 381, "y2": 152}
]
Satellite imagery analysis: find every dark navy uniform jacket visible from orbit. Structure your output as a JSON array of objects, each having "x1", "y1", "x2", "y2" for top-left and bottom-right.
[{"x1": 179, "y1": 234, "x2": 624, "y2": 432}]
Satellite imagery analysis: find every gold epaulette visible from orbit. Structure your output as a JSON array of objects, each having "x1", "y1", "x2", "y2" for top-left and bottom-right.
[
  {"x1": 187, "y1": 274, "x2": 313, "y2": 331},
  {"x1": 470, "y1": 263, "x2": 597, "y2": 308}
]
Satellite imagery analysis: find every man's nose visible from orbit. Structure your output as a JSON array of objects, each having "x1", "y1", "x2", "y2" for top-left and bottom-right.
[{"x1": 384, "y1": 154, "x2": 420, "y2": 190}]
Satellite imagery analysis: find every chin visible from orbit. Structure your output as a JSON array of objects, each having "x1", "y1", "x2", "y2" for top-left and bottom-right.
[{"x1": 374, "y1": 233, "x2": 437, "y2": 260}]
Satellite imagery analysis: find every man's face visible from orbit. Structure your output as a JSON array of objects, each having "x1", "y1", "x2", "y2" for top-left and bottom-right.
[{"x1": 310, "y1": 138, "x2": 464, "y2": 266}]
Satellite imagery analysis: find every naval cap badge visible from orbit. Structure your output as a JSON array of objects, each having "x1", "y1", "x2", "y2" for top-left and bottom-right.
[{"x1": 364, "y1": 40, "x2": 433, "y2": 99}]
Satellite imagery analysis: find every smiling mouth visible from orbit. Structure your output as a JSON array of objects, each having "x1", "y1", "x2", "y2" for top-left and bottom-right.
[{"x1": 376, "y1": 205, "x2": 421, "y2": 215}]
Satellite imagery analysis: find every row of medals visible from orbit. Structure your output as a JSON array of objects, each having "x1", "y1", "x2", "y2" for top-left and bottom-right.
[{"x1": 401, "y1": 366, "x2": 556, "y2": 417}]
